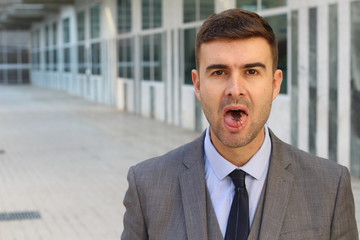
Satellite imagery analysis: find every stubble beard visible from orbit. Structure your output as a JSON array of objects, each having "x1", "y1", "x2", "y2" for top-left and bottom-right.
[
  {"x1": 203, "y1": 98, "x2": 272, "y2": 149},
  {"x1": 212, "y1": 118, "x2": 264, "y2": 149}
]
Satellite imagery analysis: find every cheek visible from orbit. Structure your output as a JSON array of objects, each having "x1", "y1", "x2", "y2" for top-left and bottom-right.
[
  {"x1": 201, "y1": 85, "x2": 223, "y2": 102},
  {"x1": 252, "y1": 85, "x2": 273, "y2": 107},
  {"x1": 200, "y1": 87, "x2": 222, "y2": 111},
  {"x1": 262, "y1": 80, "x2": 274, "y2": 96}
]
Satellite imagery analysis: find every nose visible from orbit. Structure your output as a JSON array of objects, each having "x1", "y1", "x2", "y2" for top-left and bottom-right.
[{"x1": 224, "y1": 74, "x2": 246, "y2": 98}]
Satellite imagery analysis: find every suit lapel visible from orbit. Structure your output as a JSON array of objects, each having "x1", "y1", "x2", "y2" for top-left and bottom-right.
[
  {"x1": 179, "y1": 130, "x2": 295, "y2": 239},
  {"x1": 179, "y1": 133, "x2": 209, "y2": 240},
  {"x1": 257, "y1": 132, "x2": 294, "y2": 240}
]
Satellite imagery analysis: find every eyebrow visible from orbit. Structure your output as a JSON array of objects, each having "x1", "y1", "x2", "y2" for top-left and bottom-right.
[
  {"x1": 243, "y1": 62, "x2": 266, "y2": 70},
  {"x1": 205, "y1": 64, "x2": 229, "y2": 72},
  {"x1": 205, "y1": 62, "x2": 266, "y2": 72}
]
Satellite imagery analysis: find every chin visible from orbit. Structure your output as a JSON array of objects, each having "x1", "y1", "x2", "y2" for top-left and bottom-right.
[{"x1": 217, "y1": 132, "x2": 250, "y2": 148}]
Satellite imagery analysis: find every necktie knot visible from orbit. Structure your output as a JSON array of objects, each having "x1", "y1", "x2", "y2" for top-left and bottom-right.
[{"x1": 229, "y1": 169, "x2": 246, "y2": 188}]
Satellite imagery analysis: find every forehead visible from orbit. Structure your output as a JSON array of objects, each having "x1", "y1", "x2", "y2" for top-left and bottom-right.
[{"x1": 197, "y1": 37, "x2": 272, "y2": 68}]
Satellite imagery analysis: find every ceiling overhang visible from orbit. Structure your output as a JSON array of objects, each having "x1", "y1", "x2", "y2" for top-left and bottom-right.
[{"x1": 0, "y1": 0, "x2": 74, "y2": 30}]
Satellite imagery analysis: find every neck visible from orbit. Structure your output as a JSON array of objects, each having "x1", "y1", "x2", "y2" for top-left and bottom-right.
[{"x1": 211, "y1": 127, "x2": 266, "y2": 167}]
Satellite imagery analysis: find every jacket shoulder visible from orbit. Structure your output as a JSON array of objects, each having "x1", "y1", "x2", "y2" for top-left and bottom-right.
[
  {"x1": 270, "y1": 131, "x2": 345, "y2": 180},
  {"x1": 131, "y1": 133, "x2": 205, "y2": 177}
]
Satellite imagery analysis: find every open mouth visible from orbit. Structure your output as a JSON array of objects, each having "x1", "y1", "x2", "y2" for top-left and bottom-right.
[
  {"x1": 223, "y1": 107, "x2": 248, "y2": 131},
  {"x1": 229, "y1": 109, "x2": 245, "y2": 121}
]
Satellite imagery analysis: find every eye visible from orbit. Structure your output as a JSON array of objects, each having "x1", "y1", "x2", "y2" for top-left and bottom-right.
[
  {"x1": 212, "y1": 70, "x2": 226, "y2": 76},
  {"x1": 246, "y1": 69, "x2": 259, "y2": 75}
]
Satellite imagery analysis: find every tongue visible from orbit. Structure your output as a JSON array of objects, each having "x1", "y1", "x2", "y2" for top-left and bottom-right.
[
  {"x1": 224, "y1": 111, "x2": 244, "y2": 128},
  {"x1": 231, "y1": 111, "x2": 241, "y2": 121}
]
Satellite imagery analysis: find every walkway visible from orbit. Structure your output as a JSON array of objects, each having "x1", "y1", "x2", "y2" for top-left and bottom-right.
[{"x1": 0, "y1": 85, "x2": 359, "y2": 239}]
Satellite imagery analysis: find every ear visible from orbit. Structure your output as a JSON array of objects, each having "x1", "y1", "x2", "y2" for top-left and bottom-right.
[
  {"x1": 272, "y1": 69, "x2": 283, "y2": 100},
  {"x1": 192, "y1": 69, "x2": 201, "y2": 102}
]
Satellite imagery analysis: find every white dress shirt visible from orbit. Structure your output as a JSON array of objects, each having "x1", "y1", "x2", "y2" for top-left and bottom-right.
[{"x1": 204, "y1": 126, "x2": 271, "y2": 237}]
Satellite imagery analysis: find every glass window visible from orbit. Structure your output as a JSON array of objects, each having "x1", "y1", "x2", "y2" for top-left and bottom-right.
[
  {"x1": 22, "y1": 69, "x2": 30, "y2": 83},
  {"x1": 153, "y1": 0, "x2": 162, "y2": 28},
  {"x1": 183, "y1": 0, "x2": 214, "y2": 23},
  {"x1": 63, "y1": 47, "x2": 71, "y2": 72},
  {"x1": 117, "y1": 0, "x2": 132, "y2": 33},
  {"x1": 262, "y1": 0, "x2": 287, "y2": 9},
  {"x1": 200, "y1": 0, "x2": 214, "y2": 20},
  {"x1": 32, "y1": 52, "x2": 37, "y2": 70},
  {"x1": 53, "y1": 49, "x2": 57, "y2": 71},
  {"x1": 308, "y1": 7, "x2": 317, "y2": 155},
  {"x1": 35, "y1": 29, "x2": 40, "y2": 48},
  {"x1": 63, "y1": 18, "x2": 70, "y2": 43},
  {"x1": 77, "y1": 11, "x2": 85, "y2": 41},
  {"x1": 90, "y1": 5, "x2": 100, "y2": 39},
  {"x1": 153, "y1": 33, "x2": 162, "y2": 81},
  {"x1": 52, "y1": 22, "x2": 57, "y2": 45},
  {"x1": 0, "y1": 47, "x2": 4, "y2": 64},
  {"x1": 31, "y1": 32, "x2": 35, "y2": 49},
  {"x1": 142, "y1": 0, "x2": 162, "y2": 29},
  {"x1": 183, "y1": 28, "x2": 196, "y2": 85},
  {"x1": 236, "y1": 0, "x2": 257, "y2": 11},
  {"x1": 118, "y1": 38, "x2": 134, "y2": 78},
  {"x1": 45, "y1": 25, "x2": 50, "y2": 47},
  {"x1": 141, "y1": 33, "x2": 163, "y2": 81},
  {"x1": 36, "y1": 52, "x2": 40, "y2": 70},
  {"x1": 91, "y1": 42, "x2": 101, "y2": 75},
  {"x1": 265, "y1": 14, "x2": 287, "y2": 94},
  {"x1": 45, "y1": 25, "x2": 50, "y2": 71},
  {"x1": 21, "y1": 48, "x2": 29, "y2": 64},
  {"x1": 184, "y1": 0, "x2": 196, "y2": 22},
  {"x1": 8, "y1": 70, "x2": 17, "y2": 83},
  {"x1": 142, "y1": 0, "x2": 151, "y2": 29},
  {"x1": 36, "y1": 30, "x2": 41, "y2": 70},
  {"x1": 52, "y1": 23, "x2": 58, "y2": 71},
  {"x1": 328, "y1": 4, "x2": 338, "y2": 162},
  {"x1": 78, "y1": 45, "x2": 86, "y2": 74},
  {"x1": 7, "y1": 47, "x2": 17, "y2": 64},
  {"x1": 31, "y1": 32, "x2": 36, "y2": 71},
  {"x1": 142, "y1": 35, "x2": 151, "y2": 80},
  {"x1": 351, "y1": 1, "x2": 360, "y2": 176},
  {"x1": 45, "y1": 50, "x2": 50, "y2": 71}
]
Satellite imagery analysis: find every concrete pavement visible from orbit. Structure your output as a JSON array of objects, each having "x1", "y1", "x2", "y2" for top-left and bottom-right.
[{"x1": 0, "y1": 85, "x2": 359, "y2": 239}]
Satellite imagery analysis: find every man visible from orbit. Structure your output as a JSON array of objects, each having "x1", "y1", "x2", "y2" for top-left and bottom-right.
[{"x1": 121, "y1": 9, "x2": 358, "y2": 240}]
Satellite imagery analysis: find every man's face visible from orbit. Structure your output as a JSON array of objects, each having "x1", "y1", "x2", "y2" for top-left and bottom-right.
[{"x1": 192, "y1": 37, "x2": 282, "y2": 150}]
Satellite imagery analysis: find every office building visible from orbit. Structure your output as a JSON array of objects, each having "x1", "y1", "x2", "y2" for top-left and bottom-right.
[{"x1": 1, "y1": 0, "x2": 359, "y2": 176}]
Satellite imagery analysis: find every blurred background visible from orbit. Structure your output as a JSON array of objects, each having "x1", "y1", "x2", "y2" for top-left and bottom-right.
[
  {"x1": 0, "y1": 0, "x2": 359, "y2": 238},
  {"x1": 1, "y1": 0, "x2": 359, "y2": 175}
]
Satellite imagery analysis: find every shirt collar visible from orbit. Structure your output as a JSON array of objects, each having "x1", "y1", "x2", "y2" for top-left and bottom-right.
[{"x1": 204, "y1": 126, "x2": 272, "y2": 181}]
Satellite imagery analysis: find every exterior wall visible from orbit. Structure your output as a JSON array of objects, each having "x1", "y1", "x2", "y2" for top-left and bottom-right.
[
  {"x1": 288, "y1": 0, "x2": 354, "y2": 169},
  {"x1": 31, "y1": 2, "x2": 117, "y2": 106},
  {"x1": 28, "y1": 0, "x2": 360, "y2": 174},
  {"x1": 0, "y1": 30, "x2": 30, "y2": 84}
]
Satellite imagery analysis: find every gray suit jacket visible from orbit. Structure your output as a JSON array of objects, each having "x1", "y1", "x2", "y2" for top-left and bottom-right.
[{"x1": 121, "y1": 131, "x2": 358, "y2": 239}]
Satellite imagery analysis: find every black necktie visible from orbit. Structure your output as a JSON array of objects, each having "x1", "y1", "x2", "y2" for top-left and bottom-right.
[{"x1": 225, "y1": 169, "x2": 249, "y2": 240}]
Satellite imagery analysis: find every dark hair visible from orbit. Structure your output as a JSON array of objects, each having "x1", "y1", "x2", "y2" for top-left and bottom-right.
[{"x1": 195, "y1": 8, "x2": 278, "y2": 71}]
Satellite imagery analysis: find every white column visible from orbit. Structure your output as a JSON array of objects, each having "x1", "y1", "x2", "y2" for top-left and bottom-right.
[
  {"x1": 102, "y1": 0, "x2": 118, "y2": 106},
  {"x1": 316, "y1": 4, "x2": 329, "y2": 159},
  {"x1": 215, "y1": 0, "x2": 235, "y2": 12},
  {"x1": 173, "y1": 28, "x2": 181, "y2": 126},
  {"x1": 337, "y1": 0, "x2": 351, "y2": 168},
  {"x1": 133, "y1": 0, "x2": 142, "y2": 114},
  {"x1": 297, "y1": 7, "x2": 309, "y2": 152},
  {"x1": 69, "y1": 6, "x2": 77, "y2": 94},
  {"x1": 163, "y1": 0, "x2": 182, "y2": 125}
]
